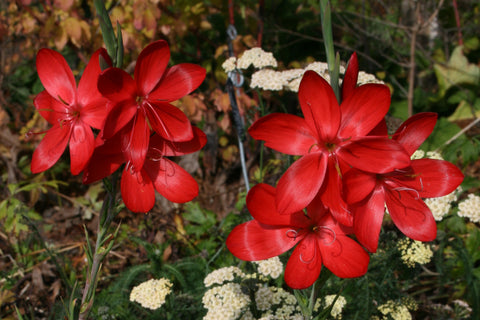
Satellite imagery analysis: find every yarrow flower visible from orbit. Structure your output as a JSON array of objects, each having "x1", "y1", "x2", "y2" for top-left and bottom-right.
[
  {"x1": 397, "y1": 238, "x2": 433, "y2": 268},
  {"x1": 227, "y1": 183, "x2": 370, "y2": 289},
  {"x1": 255, "y1": 286, "x2": 302, "y2": 318},
  {"x1": 377, "y1": 300, "x2": 412, "y2": 320},
  {"x1": 204, "y1": 266, "x2": 246, "y2": 287},
  {"x1": 31, "y1": 48, "x2": 111, "y2": 175},
  {"x1": 249, "y1": 54, "x2": 383, "y2": 92},
  {"x1": 222, "y1": 47, "x2": 278, "y2": 73},
  {"x1": 129, "y1": 278, "x2": 173, "y2": 310},
  {"x1": 457, "y1": 193, "x2": 480, "y2": 223},
  {"x1": 314, "y1": 295, "x2": 347, "y2": 320},
  {"x1": 202, "y1": 283, "x2": 251, "y2": 320},
  {"x1": 253, "y1": 257, "x2": 283, "y2": 279}
]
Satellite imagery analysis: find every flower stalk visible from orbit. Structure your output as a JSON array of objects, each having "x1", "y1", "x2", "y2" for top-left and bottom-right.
[
  {"x1": 319, "y1": 0, "x2": 340, "y2": 103},
  {"x1": 79, "y1": 172, "x2": 121, "y2": 319}
]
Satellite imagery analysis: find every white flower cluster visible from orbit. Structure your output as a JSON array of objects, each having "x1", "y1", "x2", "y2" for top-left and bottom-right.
[
  {"x1": 204, "y1": 266, "x2": 246, "y2": 287},
  {"x1": 129, "y1": 278, "x2": 173, "y2": 310},
  {"x1": 250, "y1": 60, "x2": 382, "y2": 92},
  {"x1": 397, "y1": 238, "x2": 433, "y2": 268},
  {"x1": 313, "y1": 295, "x2": 347, "y2": 319},
  {"x1": 411, "y1": 149, "x2": 460, "y2": 221},
  {"x1": 253, "y1": 257, "x2": 283, "y2": 279},
  {"x1": 203, "y1": 283, "x2": 251, "y2": 320},
  {"x1": 377, "y1": 300, "x2": 412, "y2": 320},
  {"x1": 254, "y1": 286, "x2": 302, "y2": 319},
  {"x1": 458, "y1": 193, "x2": 480, "y2": 223},
  {"x1": 222, "y1": 48, "x2": 278, "y2": 73},
  {"x1": 203, "y1": 259, "x2": 305, "y2": 320}
]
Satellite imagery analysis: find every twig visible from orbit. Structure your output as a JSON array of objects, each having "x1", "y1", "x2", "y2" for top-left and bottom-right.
[
  {"x1": 442, "y1": 117, "x2": 480, "y2": 147},
  {"x1": 452, "y1": 0, "x2": 463, "y2": 45},
  {"x1": 407, "y1": 3, "x2": 420, "y2": 117}
]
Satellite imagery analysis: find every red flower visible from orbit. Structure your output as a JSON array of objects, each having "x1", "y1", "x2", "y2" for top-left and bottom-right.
[
  {"x1": 83, "y1": 121, "x2": 206, "y2": 213},
  {"x1": 97, "y1": 40, "x2": 206, "y2": 172},
  {"x1": 31, "y1": 48, "x2": 112, "y2": 174},
  {"x1": 344, "y1": 113, "x2": 464, "y2": 252},
  {"x1": 249, "y1": 70, "x2": 410, "y2": 225},
  {"x1": 227, "y1": 183, "x2": 370, "y2": 289}
]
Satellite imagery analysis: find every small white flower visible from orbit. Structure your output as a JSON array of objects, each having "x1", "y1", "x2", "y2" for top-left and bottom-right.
[
  {"x1": 129, "y1": 278, "x2": 173, "y2": 310},
  {"x1": 458, "y1": 193, "x2": 480, "y2": 223},
  {"x1": 397, "y1": 238, "x2": 433, "y2": 268}
]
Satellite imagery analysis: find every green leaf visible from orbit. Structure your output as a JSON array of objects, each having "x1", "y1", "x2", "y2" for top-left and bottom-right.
[
  {"x1": 94, "y1": 0, "x2": 117, "y2": 63},
  {"x1": 433, "y1": 46, "x2": 480, "y2": 98},
  {"x1": 448, "y1": 98, "x2": 480, "y2": 121}
]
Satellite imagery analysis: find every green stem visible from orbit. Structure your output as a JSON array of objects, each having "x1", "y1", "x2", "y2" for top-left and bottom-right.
[
  {"x1": 319, "y1": 0, "x2": 340, "y2": 103},
  {"x1": 78, "y1": 171, "x2": 119, "y2": 320}
]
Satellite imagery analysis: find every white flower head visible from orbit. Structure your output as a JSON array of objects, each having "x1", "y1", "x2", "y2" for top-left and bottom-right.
[
  {"x1": 378, "y1": 300, "x2": 412, "y2": 320},
  {"x1": 253, "y1": 256, "x2": 283, "y2": 279},
  {"x1": 204, "y1": 266, "x2": 246, "y2": 287},
  {"x1": 397, "y1": 238, "x2": 433, "y2": 268},
  {"x1": 129, "y1": 278, "x2": 173, "y2": 310},
  {"x1": 458, "y1": 193, "x2": 480, "y2": 223},
  {"x1": 237, "y1": 47, "x2": 278, "y2": 70},
  {"x1": 202, "y1": 283, "x2": 250, "y2": 320}
]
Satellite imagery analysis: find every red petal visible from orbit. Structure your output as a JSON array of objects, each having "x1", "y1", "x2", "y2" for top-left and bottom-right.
[
  {"x1": 343, "y1": 169, "x2": 377, "y2": 204},
  {"x1": 77, "y1": 48, "x2": 111, "y2": 106},
  {"x1": 400, "y1": 159, "x2": 464, "y2": 198},
  {"x1": 148, "y1": 64, "x2": 206, "y2": 102},
  {"x1": 338, "y1": 137, "x2": 410, "y2": 173},
  {"x1": 148, "y1": 126, "x2": 206, "y2": 157},
  {"x1": 320, "y1": 234, "x2": 370, "y2": 278},
  {"x1": 69, "y1": 122, "x2": 94, "y2": 175},
  {"x1": 144, "y1": 158, "x2": 199, "y2": 203},
  {"x1": 144, "y1": 101, "x2": 193, "y2": 142},
  {"x1": 34, "y1": 91, "x2": 68, "y2": 125},
  {"x1": 80, "y1": 98, "x2": 111, "y2": 129},
  {"x1": 135, "y1": 40, "x2": 170, "y2": 96},
  {"x1": 338, "y1": 84, "x2": 390, "y2": 138},
  {"x1": 121, "y1": 167, "x2": 155, "y2": 213},
  {"x1": 226, "y1": 220, "x2": 302, "y2": 261},
  {"x1": 352, "y1": 185, "x2": 386, "y2": 252},
  {"x1": 341, "y1": 52, "x2": 358, "y2": 100},
  {"x1": 248, "y1": 113, "x2": 317, "y2": 155},
  {"x1": 276, "y1": 152, "x2": 328, "y2": 214},
  {"x1": 298, "y1": 70, "x2": 340, "y2": 141},
  {"x1": 368, "y1": 118, "x2": 388, "y2": 136},
  {"x1": 319, "y1": 156, "x2": 353, "y2": 226},
  {"x1": 385, "y1": 188, "x2": 437, "y2": 241},
  {"x1": 247, "y1": 184, "x2": 310, "y2": 227},
  {"x1": 393, "y1": 112, "x2": 437, "y2": 156},
  {"x1": 36, "y1": 48, "x2": 76, "y2": 106},
  {"x1": 82, "y1": 135, "x2": 124, "y2": 184},
  {"x1": 102, "y1": 101, "x2": 137, "y2": 139},
  {"x1": 123, "y1": 110, "x2": 150, "y2": 171},
  {"x1": 98, "y1": 68, "x2": 137, "y2": 102},
  {"x1": 31, "y1": 124, "x2": 71, "y2": 173},
  {"x1": 284, "y1": 235, "x2": 322, "y2": 289}
]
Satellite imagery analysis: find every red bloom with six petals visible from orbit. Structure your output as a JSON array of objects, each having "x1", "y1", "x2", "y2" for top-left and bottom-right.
[
  {"x1": 227, "y1": 183, "x2": 370, "y2": 289},
  {"x1": 249, "y1": 70, "x2": 411, "y2": 225},
  {"x1": 31, "y1": 48, "x2": 111, "y2": 175},
  {"x1": 83, "y1": 123, "x2": 207, "y2": 213},
  {"x1": 97, "y1": 40, "x2": 206, "y2": 172},
  {"x1": 344, "y1": 112, "x2": 464, "y2": 252}
]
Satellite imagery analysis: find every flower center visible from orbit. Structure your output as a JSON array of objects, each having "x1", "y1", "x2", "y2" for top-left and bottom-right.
[{"x1": 325, "y1": 141, "x2": 336, "y2": 152}]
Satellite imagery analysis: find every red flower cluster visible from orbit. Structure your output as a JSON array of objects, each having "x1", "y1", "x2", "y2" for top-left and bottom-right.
[
  {"x1": 227, "y1": 53, "x2": 464, "y2": 289},
  {"x1": 31, "y1": 40, "x2": 206, "y2": 213}
]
